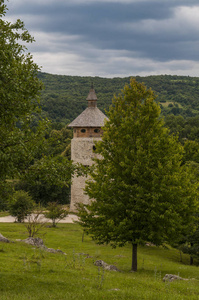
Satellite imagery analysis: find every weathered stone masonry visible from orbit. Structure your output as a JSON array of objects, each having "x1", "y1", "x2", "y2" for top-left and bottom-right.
[{"x1": 68, "y1": 86, "x2": 108, "y2": 211}]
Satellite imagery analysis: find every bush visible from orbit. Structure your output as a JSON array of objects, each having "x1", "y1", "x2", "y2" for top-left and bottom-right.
[
  {"x1": 44, "y1": 202, "x2": 68, "y2": 227},
  {"x1": 8, "y1": 190, "x2": 35, "y2": 222}
]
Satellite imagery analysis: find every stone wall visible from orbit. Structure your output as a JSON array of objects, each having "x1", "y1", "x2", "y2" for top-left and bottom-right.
[
  {"x1": 70, "y1": 137, "x2": 101, "y2": 211},
  {"x1": 70, "y1": 174, "x2": 90, "y2": 211}
]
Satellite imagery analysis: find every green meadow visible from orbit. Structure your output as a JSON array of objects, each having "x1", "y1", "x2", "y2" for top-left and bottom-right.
[{"x1": 0, "y1": 223, "x2": 198, "y2": 300}]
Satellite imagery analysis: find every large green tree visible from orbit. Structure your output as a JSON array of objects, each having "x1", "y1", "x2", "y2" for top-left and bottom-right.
[
  {"x1": 78, "y1": 79, "x2": 198, "y2": 271},
  {"x1": 0, "y1": 2, "x2": 75, "y2": 208},
  {"x1": 0, "y1": 1, "x2": 46, "y2": 181}
]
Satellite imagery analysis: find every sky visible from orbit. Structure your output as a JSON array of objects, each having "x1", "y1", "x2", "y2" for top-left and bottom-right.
[{"x1": 4, "y1": 0, "x2": 199, "y2": 78}]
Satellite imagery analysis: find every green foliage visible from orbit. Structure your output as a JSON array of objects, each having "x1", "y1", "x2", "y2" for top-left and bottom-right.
[
  {"x1": 171, "y1": 161, "x2": 199, "y2": 264},
  {"x1": 8, "y1": 190, "x2": 35, "y2": 223},
  {"x1": 22, "y1": 155, "x2": 74, "y2": 187},
  {"x1": 17, "y1": 155, "x2": 87, "y2": 206},
  {"x1": 178, "y1": 220, "x2": 199, "y2": 264},
  {"x1": 78, "y1": 79, "x2": 199, "y2": 271},
  {"x1": 182, "y1": 141, "x2": 199, "y2": 164},
  {"x1": 44, "y1": 202, "x2": 68, "y2": 227},
  {"x1": 0, "y1": 2, "x2": 48, "y2": 182},
  {"x1": 11, "y1": 124, "x2": 72, "y2": 206},
  {"x1": 19, "y1": 156, "x2": 73, "y2": 206},
  {"x1": 45, "y1": 126, "x2": 72, "y2": 158},
  {"x1": 14, "y1": 179, "x2": 71, "y2": 206},
  {"x1": 164, "y1": 115, "x2": 199, "y2": 144},
  {"x1": 24, "y1": 205, "x2": 47, "y2": 237},
  {"x1": 37, "y1": 72, "x2": 199, "y2": 127},
  {"x1": 0, "y1": 181, "x2": 14, "y2": 211},
  {"x1": 0, "y1": 6, "x2": 76, "y2": 208}
]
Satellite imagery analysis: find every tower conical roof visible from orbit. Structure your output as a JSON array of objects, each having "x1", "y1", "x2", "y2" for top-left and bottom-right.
[
  {"x1": 86, "y1": 87, "x2": 97, "y2": 101},
  {"x1": 68, "y1": 86, "x2": 108, "y2": 128}
]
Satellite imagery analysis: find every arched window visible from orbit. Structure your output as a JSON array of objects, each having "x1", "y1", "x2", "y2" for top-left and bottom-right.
[{"x1": 81, "y1": 129, "x2": 86, "y2": 133}]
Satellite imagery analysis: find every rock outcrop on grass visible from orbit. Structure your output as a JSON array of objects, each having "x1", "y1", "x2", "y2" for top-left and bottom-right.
[
  {"x1": 94, "y1": 260, "x2": 119, "y2": 271},
  {"x1": 0, "y1": 233, "x2": 10, "y2": 243},
  {"x1": 19, "y1": 237, "x2": 66, "y2": 255},
  {"x1": 24, "y1": 237, "x2": 44, "y2": 247},
  {"x1": 163, "y1": 274, "x2": 188, "y2": 282}
]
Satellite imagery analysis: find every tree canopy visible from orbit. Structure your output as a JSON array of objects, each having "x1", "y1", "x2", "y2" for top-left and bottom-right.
[
  {"x1": 0, "y1": 2, "x2": 74, "y2": 207},
  {"x1": 0, "y1": 1, "x2": 46, "y2": 181},
  {"x1": 78, "y1": 79, "x2": 199, "y2": 271}
]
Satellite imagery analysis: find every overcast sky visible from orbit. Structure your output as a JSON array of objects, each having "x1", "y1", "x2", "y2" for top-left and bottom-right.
[{"x1": 4, "y1": 0, "x2": 199, "y2": 78}]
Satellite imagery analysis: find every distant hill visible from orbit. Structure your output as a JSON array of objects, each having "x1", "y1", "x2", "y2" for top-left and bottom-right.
[{"x1": 37, "y1": 72, "x2": 199, "y2": 126}]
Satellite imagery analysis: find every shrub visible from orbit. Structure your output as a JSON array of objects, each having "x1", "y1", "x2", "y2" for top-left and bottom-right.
[
  {"x1": 25, "y1": 205, "x2": 47, "y2": 237},
  {"x1": 44, "y1": 202, "x2": 68, "y2": 227},
  {"x1": 8, "y1": 190, "x2": 35, "y2": 222}
]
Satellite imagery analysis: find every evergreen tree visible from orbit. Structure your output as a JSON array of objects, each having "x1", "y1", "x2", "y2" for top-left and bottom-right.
[{"x1": 78, "y1": 79, "x2": 198, "y2": 271}]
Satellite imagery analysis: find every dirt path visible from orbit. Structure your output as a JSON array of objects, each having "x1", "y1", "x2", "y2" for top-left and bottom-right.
[{"x1": 0, "y1": 214, "x2": 79, "y2": 223}]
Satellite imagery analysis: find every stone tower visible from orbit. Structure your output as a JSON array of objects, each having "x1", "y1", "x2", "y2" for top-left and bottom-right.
[{"x1": 68, "y1": 86, "x2": 108, "y2": 211}]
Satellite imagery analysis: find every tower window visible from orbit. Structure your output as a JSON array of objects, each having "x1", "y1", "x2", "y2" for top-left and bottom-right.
[
  {"x1": 94, "y1": 129, "x2": 100, "y2": 133},
  {"x1": 93, "y1": 146, "x2": 96, "y2": 151},
  {"x1": 81, "y1": 129, "x2": 86, "y2": 133}
]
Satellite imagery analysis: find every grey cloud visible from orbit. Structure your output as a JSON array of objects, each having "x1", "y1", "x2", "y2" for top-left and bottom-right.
[
  {"x1": 10, "y1": 2, "x2": 174, "y2": 29},
  {"x1": 5, "y1": 0, "x2": 199, "y2": 76}
]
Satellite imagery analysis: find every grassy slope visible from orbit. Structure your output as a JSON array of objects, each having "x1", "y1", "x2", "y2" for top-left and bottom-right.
[{"x1": 0, "y1": 223, "x2": 198, "y2": 300}]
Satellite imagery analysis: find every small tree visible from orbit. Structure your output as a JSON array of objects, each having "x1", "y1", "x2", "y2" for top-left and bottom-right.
[
  {"x1": 8, "y1": 190, "x2": 35, "y2": 222},
  {"x1": 78, "y1": 79, "x2": 199, "y2": 271},
  {"x1": 25, "y1": 205, "x2": 47, "y2": 237},
  {"x1": 44, "y1": 202, "x2": 68, "y2": 227}
]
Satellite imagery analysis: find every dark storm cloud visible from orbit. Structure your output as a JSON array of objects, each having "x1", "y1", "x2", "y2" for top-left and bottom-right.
[
  {"x1": 7, "y1": 0, "x2": 199, "y2": 61},
  {"x1": 10, "y1": 1, "x2": 177, "y2": 37},
  {"x1": 9, "y1": 1, "x2": 173, "y2": 21},
  {"x1": 5, "y1": 0, "x2": 199, "y2": 76}
]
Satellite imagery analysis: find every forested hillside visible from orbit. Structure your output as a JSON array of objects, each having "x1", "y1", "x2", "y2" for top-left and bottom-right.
[{"x1": 38, "y1": 72, "x2": 199, "y2": 127}]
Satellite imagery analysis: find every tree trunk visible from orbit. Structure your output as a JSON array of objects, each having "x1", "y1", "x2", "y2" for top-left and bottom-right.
[
  {"x1": 82, "y1": 231, "x2": 84, "y2": 242},
  {"x1": 179, "y1": 250, "x2": 182, "y2": 263},
  {"x1": 131, "y1": 243, "x2": 137, "y2": 272},
  {"x1": 190, "y1": 242, "x2": 193, "y2": 265}
]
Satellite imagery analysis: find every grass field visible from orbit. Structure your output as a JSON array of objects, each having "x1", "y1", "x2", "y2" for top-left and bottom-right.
[
  {"x1": 0, "y1": 211, "x2": 9, "y2": 217},
  {"x1": 0, "y1": 222, "x2": 198, "y2": 300},
  {"x1": 159, "y1": 101, "x2": 183, "y2": 108}
]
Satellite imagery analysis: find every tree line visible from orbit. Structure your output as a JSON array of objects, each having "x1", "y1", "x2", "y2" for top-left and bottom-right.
[{"x1": 37, "y1": 72, "x2": 199, "y2": 128}]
